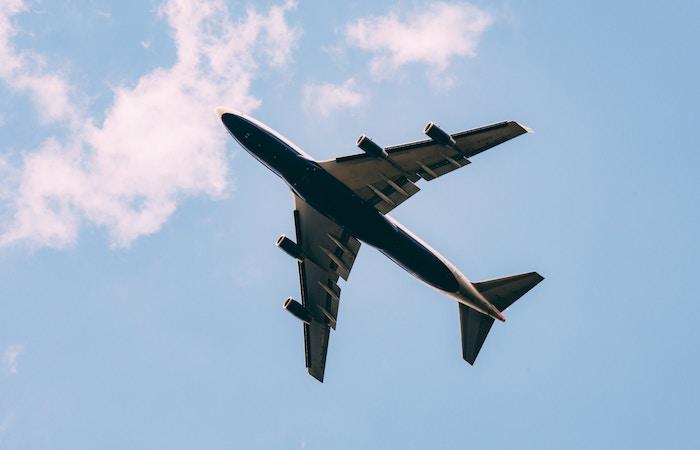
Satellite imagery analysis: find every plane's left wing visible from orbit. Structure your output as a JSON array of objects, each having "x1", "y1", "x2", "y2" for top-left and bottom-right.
[{"x1": 288, "y1": 195, "x2": 361, "y2": 382}]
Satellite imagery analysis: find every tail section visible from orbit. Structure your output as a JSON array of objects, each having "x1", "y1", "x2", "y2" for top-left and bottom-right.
[
  {"x1": 459, "y1": 272, "x2": 544, "y2": 365},
  {"x1": 459, "y1": 304, "x2": 495, "y2": 364}
]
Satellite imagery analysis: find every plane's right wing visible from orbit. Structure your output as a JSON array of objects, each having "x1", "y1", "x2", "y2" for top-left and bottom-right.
[{"x1": 318, "y1": 121, "x2": 531, "y2": 214}]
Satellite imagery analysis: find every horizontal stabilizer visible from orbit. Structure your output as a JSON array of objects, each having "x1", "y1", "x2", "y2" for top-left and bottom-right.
[
  {"x1": 474, "y1": 272, "x2": 544, "y2": 312},
  {"x1": 458, "y1": 272, "x2": 543, "y2": 364}
]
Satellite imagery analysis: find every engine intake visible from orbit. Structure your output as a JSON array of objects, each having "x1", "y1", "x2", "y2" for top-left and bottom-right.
[
  {"x1": 283, "y1": 297, "x2": 312, "y2": 324},
  {"x1": 424, "y1": 122, "x2": 457, "y2": 148},
  {"x1": 276, "y1": 234, "x2": 303, "y2": 261},
  {"x1": 356, "y1": 134, "x2": 387, "y2": 158}
]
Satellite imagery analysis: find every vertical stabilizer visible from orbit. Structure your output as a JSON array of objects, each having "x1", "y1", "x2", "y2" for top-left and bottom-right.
[
  {"x1": 459, "y1": 304, "x2": 495, "y2": 364},
  {"x1": 458, "y1": 272, "x2": 543, "y2": 364}
]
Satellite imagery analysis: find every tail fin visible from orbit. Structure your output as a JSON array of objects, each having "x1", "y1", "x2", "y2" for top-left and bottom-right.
[
  {"x1": 459, "y1": 304, "x2": 495, "y2": 364},
  {"x1": 459, "y1": 272, "x2": 544, "y2": 364}
]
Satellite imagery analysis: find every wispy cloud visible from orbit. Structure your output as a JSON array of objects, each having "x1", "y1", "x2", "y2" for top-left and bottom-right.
[
  {"x1": 2, "y1": 344, "x2": 24, "y2": 374},
  {"x1": 302, "y1": 78, "x2": 366, "y2": 117},
  {"x1": 0, "y1": 413, "x2": 15, "y2": 438},
  {"x1": 94, "y1": 9, "x2": 112, "y2": 20},
  {"x1": 0, "y1": 0, "x2": 81, "y2": 127},
  {"x1": 0, "y1": 0, "x2": 300, "y2": 248},
  {"x1": 345, "y1": 2, "x2": 492, "y2": 87}
]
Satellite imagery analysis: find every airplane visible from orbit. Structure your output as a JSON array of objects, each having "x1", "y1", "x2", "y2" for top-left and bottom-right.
[{"x1": 217, "y1": 107, "x2": 544, "y2": 382}]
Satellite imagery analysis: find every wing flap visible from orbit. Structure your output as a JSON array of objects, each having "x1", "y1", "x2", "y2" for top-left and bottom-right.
[
  {"x1": 361, "y1": 174, "x2": 421, "y2": 214},
  {"x1": 304, "y1": 320, "x2": 330, "y2": 381},
  {"x1": 416, "y1": 154, "x2": 471, "y2": 180}
]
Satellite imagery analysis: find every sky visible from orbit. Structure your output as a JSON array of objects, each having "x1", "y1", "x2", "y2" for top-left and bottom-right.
[{"x1": 0, "y1": 0, "x2": 698, "y2": 448}]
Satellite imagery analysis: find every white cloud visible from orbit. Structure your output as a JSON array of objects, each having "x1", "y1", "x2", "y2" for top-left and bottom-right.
[
  {"x1": 345, "y1": 2, "x2": 492, "y2": 87},
  {"x1": 302, "y1": 78, "x2": 366, "y2": 117},
  {"x1": 0, "y1": 0, "x2": 81, "y2": 127},
  {"x1": 2, "y1": 344, "x2": 24, "y2": 374},
  {"x1": 0, "y1": 0, "x2": 300, "y2": 248}
]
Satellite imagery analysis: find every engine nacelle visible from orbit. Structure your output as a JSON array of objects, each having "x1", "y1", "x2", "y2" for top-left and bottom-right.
[
  {"x1": 424, "y1": 122, "x2": 457, "y2": 148},
  {"x1": 283, "y1": 297, "x2": 312, "y2": 324},
  {"x1": 356, "y1": 134, "x2": 387, "y2": 158},
  {"x1": 276, "y1": 234, "x2": 303, "y2": 261}
]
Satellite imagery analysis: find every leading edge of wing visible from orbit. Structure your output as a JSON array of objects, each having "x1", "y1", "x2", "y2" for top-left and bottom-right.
[
  {"x1": 330, "y1": 120, "x2": 532, "y2": 163},
  {"x1": 385, "y1": 120, "x2": 530, "y2": 154}
]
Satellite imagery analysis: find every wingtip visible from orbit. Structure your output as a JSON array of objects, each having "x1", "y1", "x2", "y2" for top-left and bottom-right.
[{"x1": 515, "y1": 121, "x2": 534, "y2": 133}]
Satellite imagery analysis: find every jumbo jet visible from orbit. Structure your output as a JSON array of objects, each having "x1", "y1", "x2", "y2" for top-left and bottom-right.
[{"x1": 217, "y1": 108, "x2": 544, "y2": 382}]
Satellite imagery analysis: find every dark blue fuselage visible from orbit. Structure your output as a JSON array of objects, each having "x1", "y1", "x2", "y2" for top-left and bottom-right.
[{"x1": 221, "y1": 112, "x2": 460, "y2": 294}]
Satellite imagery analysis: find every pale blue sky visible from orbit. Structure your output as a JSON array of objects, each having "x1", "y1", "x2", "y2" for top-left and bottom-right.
[{"x1": 0, "y1": 1, "x2": 698, "y2": 449}]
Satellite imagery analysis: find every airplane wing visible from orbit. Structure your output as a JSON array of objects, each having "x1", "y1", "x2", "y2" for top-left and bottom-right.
[
  {"x1": 290, "y1": 195, "x2": 361, "y2": 382},
  {"x1": 318, "y1": 121, "x2": 531, "y2": 214}
]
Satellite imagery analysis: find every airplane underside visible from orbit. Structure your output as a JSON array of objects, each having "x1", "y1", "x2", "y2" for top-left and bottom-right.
[{"x1": 218, "y1": 107, "x2": 544, "y2": 382}]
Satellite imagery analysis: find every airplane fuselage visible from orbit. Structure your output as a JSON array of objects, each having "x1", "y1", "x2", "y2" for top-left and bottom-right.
[{"x1": 221, "y1": 111, "x2": 504, "y2": 321}]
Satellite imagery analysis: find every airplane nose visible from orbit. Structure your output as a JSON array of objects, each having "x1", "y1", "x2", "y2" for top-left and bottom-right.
[
  {"x1": 216, "y1": 106, "x2": 244, "y2": 119},
  {"x1": 217, "y1": 108, "x2": 251, "y2": 142}
]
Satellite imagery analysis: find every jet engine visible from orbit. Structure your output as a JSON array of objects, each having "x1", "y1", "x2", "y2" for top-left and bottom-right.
[
  {"x1": 283, "y1": 297, "x2": 312, "y2": 324},
  {"x1": 356, "y1": 134, "x2": 387, "y2": 158},
  {"x1": 424, "y1": 122, "x2": 457, "y2": 149}
]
